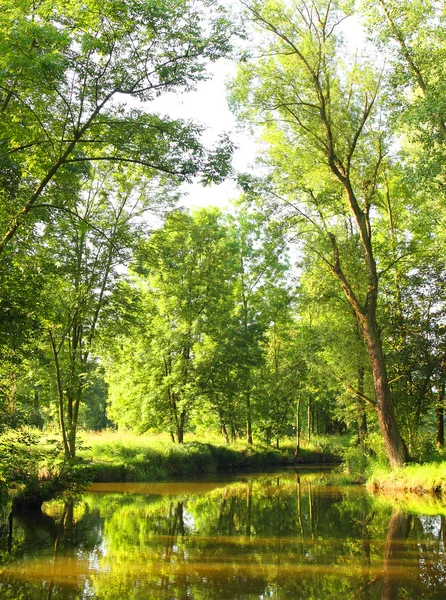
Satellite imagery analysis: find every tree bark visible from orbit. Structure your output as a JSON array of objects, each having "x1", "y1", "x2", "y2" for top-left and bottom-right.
[
  {"x1": 436, "y1": 382, "x2": 445, "y2": 448},
  {"x1": 49, "y1": 331, "x2": 70, "y2": 458},
  {"x1": 177, "y1": 410, "x2": 185, "y2": 444},
  {"x1": 246, "y1": 392, "x2": 253, "y2": 444},
  {"x1": 362, "y1": 320, "x2": 408, "y2": 468},
  {"x1": 294, "y1": 392, "x2": 301, "y2": 458},
  {"x1": 307, "y1": 395, "x2": 311, "y2": 444}
]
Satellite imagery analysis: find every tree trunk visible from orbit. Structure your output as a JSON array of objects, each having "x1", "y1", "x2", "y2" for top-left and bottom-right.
[
  {"x1": 307, "y1": 395, "x2": 311, "y2": 444},
  {"x1": 222, "y1": 421, "x2": 229, "y2": 445},
  {"x1": 362, "y1": 321, "x2": 408, "y2": 468},
  {"x1": 294, "y1": 392, "x2": 301, "y2": 458},
  {"x1": 436, "y1": 382, "x2": 445, "y2": 448},
  {"x1": 230, "y1": 421, "x2": 237, "y2": 443},
  {"x1": 49, "y1": 332, "x2": 70, "y2": 458},
  {"x1": 329, "y1": 176, "x2": 408, "y2": 468},
  {"x1": 246, "y1": 393, "x2": 253, "y2": 444},
  {"x1": 177, "y1": 410, "x2": 185, "y2": 444}
]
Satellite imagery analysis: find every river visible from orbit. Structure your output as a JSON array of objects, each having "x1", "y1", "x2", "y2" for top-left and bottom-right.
[{"x1": 0, "y1": 469, "x2": 445, "y2": 599}]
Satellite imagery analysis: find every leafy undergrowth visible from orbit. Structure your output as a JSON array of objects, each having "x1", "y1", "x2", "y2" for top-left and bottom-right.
[
  {"x1": 0, "y1": 428, "x2": 93, "y2": 508},
  {"x1": 367, "y1": 462, "x2": 446, "y2": 496},
  {"x1": 0, "y1": 429, "x2": 347, "y2": 504}
]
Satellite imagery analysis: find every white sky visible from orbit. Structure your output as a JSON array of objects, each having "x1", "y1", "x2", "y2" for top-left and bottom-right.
[
  {"x1": 148, "y1": 8, "x2": 367, "y2": 211},
  {"x1": 150, "y1": 58, "x2": 256, "y2": 210}
]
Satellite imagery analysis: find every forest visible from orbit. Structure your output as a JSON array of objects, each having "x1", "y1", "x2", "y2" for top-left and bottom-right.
[{"x1": 0, "y1": 0, "x2": 445, "y2": 501}]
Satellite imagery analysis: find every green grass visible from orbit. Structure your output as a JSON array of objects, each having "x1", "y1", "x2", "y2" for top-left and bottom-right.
[
  {"x1": 78, "y1": 431, "x2": 291, "y2": 482},
  {"x1": 0, "y1": 428, "x2": 347, "y2": 504},
  {"x1": 367, "y1": 462, "x2": 446, "y2": 496},
  {"x1": 78, "y1": 431, "x2": 344, "y2": 482}
]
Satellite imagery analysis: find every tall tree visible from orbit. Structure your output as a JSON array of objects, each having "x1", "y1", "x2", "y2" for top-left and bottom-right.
[
  {"x1": 231, "y1": 0, "x2": 408, "y2": 466},
  {"x1": 42, "y1": 166, "x2": 157, "y2": 457},
  {"x1": 107, "y1": 208, "x2": 238, "y2": 442}
]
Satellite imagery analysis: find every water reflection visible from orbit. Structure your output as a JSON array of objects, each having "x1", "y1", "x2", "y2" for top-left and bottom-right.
[{"x1": 0, "y1": 472, "x2": 445, "y2": 599}]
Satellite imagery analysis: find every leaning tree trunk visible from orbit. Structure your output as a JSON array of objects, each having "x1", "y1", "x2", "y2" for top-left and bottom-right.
[
  {"x1": 328, "y1": 181, "x2": 408, "y2": 468},
  {"x1": 362, "y1": 320, "x2": 408, "y2": 468}
]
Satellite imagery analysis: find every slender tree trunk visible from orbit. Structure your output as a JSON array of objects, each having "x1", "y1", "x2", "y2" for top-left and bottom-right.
[
  {"x1": 307, "y1": 395, "x2": 311, "y2": 444},
  {"x1": 436, "y1": 382, "x2": 445, "y2": 448},
  {"x1": 49, "y1": 332, "x2": 70, "y2": 458},
  {"x1": 246, "y1": 393, "x2": 253, "y2": 444},
  {"x1": 294, "y1": 392, "x2": 301, "y2": 458},
  {"x1": 177, "y1": 410, "x2": 185, "y2": 444},
  {"x1": 230, "y1": 421, "x2": 237, "y2": 443},
  {"x1": 222, "y1": 421, "x2": 229, "y2": 445}
]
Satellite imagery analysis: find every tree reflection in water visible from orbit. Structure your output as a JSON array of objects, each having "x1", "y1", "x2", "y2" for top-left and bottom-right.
[{"x1": 0, "y1": 473, "x2": 444, "y2": 599}]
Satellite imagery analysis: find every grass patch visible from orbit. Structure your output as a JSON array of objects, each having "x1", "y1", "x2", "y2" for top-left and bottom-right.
[
  {"x1": 367, "y1": 462, "x2": 446, "y2": 496},
  {"x1": 78, "y1": 431, "x2": 343, "y2": 482},
  {"x1": 0, "y1": 428, "x2": 347, "y2": 498}
]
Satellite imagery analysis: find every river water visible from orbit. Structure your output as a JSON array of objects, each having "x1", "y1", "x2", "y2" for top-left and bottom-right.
[{"x1": 0, "y1": 470, "x2": 445, "y2": 599}]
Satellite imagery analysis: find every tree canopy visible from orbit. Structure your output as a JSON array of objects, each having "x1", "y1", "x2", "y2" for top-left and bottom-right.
[{"x1": 0, "y1": 0, "x2": 445, "y2": 472}]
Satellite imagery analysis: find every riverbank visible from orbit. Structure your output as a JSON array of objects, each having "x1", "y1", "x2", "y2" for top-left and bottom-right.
[
  {"x1": 368, "y1": 462, "x2": 446, "y2": 496},
  {"x1": 80, "y1": 432, "x2": 340, "y2": 482},
  {"x1": 0, "y1": 430, "x2": 342, "y2": 507}
]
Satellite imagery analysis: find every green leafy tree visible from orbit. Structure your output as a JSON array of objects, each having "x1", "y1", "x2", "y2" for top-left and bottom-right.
[
  {"x1": 231, "y1": 0, "x2": 409, "y2": 466},
  {"x1": 0, "y1": 0, "x2": 234, "y2": 255},
  {"x1": 107, "y1": 208, "x2": 238, "y2": 441},
  {"x1": 40, "y1": 166, "x2": 159, "y2": 457}
]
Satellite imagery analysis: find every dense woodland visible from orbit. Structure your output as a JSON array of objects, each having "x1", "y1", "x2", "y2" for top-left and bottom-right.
[{"x1": 0, "y1": 0, "x2": 445, "y2": 479}]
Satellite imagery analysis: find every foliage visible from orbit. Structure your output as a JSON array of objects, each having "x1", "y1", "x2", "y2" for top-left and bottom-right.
[{"x1": 0, "y1": 0, "x2": 445, "y2": 493}]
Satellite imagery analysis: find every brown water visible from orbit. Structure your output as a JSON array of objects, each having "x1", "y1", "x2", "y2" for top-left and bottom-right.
[{"x1": 0, "y1": 470, "x2": 445, "y2": 599}]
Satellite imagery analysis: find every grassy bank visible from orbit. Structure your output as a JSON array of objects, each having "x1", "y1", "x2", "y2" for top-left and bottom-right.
[
  {"x1": 367, "y1": 462, "x2": 446, "y2": 496},
  {"x1": 0, "y1": 429, "x2": 343, "y2": 506},
  {"x1": 79, "y1": 431, "x2": 341, "y2": 482}
]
